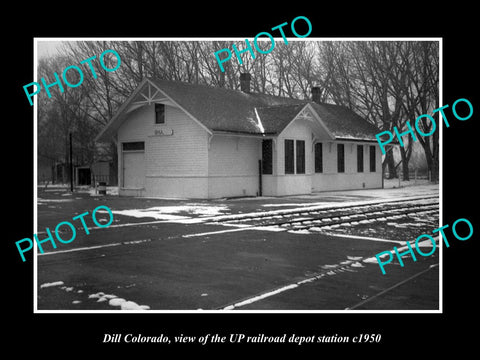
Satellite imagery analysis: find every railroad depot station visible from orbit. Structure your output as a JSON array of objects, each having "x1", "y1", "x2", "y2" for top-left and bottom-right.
[{"x1": 96, "y1": 74, "x2": 383, "y2": 199}]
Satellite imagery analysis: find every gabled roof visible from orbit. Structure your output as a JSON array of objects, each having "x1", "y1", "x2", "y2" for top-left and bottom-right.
[
  {"x1": 255, "y1": 104, "x2": 307, "y2": 134},
  {"x1": 310, "y1": 103, "x2": 381, "y2": 141},
  {"x1": 96, "y1": 77, "x2": 380, "y2": 142},
  {"x1": 148, "y1": 78, "x2": 302, "y2": 134}
]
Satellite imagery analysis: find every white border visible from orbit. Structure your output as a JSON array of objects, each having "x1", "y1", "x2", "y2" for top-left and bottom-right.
[{"x1": 33, "y1": 37, "x2": 443, "y2": 314}]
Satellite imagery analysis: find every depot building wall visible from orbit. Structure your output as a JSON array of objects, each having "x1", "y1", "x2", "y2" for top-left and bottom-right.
[
  {"x1": 272, "y1": 118, "x2": 313, "y2": 196},
  {"x1": 311, "y1": 142, "x2": 382, "y2": 192},
  {"x1": 260, "y1": 119, "x2": 383, "y2": 196},
  {"x1": 207, "y1": 135, "x2": 261, "y2": 198},
  {"x1": 117, "y1": 104, "x2": 210, "y2": 198},
  {"x1": 115, "y1": 103, "x2": 382, "y2": 199}
]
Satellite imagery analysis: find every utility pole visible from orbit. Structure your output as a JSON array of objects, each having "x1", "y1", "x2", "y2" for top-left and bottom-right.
[{"x1": 69, "y1": 132, "x2": 73, "y2": 192}]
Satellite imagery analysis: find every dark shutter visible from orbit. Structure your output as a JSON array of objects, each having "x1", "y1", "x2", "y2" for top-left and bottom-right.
[
  {"x1": 296, "y1": 140, "x2": 305, "y2": 174},
  {"x1": 370, "y1": 145, "x2": 376, "y2": 172},
  {"x1": 337, "y1": 144, "x2": 345, "y2": 173},
  {"x1": 262, "y1": 139, "x2": 273, "y2": 174},
  {"x1": 155, "y1": 103, "x2": 165, "y2": 124},
  {"x1": 357, "y1": 145, "x2": 364, "y2": 172},
  {"x1": 284, "y1": 139, "x2": 294, "y2": 174},
  {"x1": 315, "y1": 143, "x2": 323, "y2": 173},
  {"x1": 122, "y1": 142, "x2": 145, "y2": 151}
]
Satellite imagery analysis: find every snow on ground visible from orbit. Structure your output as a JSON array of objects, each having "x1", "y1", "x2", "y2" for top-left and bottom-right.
[
  {"x1": 261, "y1": 184, "x2": 438, "y2": 209},
  {"x1": 37, "y1": 198, "x2": 73, "y2": 204},
  {"x1": 39, "y1": 281, "x2": 150, "y2": 310},
  {"x1": 40, "y1": 281, "x2": 64, "y2": 288},
  {"x1": 39, "y1": 185, "x2": 119, "y2": 196},
  {"x1": 111, "y1": 204, "x2": 230, "y2": 221},
  {"x1": 214, "y1": 187, "x2": 438, "y2": 223},
  {"x1": 89, "y1": 292, "x2": 150, "y2": 310}
]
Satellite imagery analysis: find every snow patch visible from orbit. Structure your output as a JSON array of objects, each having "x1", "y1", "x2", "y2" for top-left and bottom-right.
[
  {"x1": 110, "y1": 204, "x2": 230, "y2": 222},
  {"x1": 88, "y1": 292, "x2": 105, "y2": 299},
  {"x1": 416, "y1": 239, "x2": 437, "y2": 247},
  {"x1": 321, "y1": 264, "x2": 338, "y2": 269},
  {"x1": 88, "y1": 292, "x2": 150, "y2": 310},
  {"x1": 288, "y1": 229, "x2": 311, "y2": 234},
  {"x1": 124, "y1": 239, "x2": 151, "y2": 245},
  {"x1": 249, "y1": 225, "x2": 285, "y2": 232},
  {"x1": 347, "y1": 256, "x2": 363, "y2": 261},
  {"x1": 40, "y1": 281, "x2": 64, "y2": 288},
  {"x1": 120, "y1": 301, "x2": 143, "y2": 310},
  {"x1": 109, "y1": 298, "x2": 126, "y2": 306},
  {"x1": 38, "y1": 198, "x2": 73, "y2": 204},
  {"x1": 351, "y1": 262, "x2": 365, "y2": 268}
]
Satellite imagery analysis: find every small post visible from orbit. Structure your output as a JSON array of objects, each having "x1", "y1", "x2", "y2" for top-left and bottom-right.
[
  {"x1": 258, "y1": 159, "x2": 262, "y2": 197},
  {"x1": 69, "y1": 132, "x2": 73, "y2": 192}
]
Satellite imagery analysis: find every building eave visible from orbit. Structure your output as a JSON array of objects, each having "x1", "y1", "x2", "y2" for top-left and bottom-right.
[
  {"x1": 211, "y1": 129, "x2": 277, "y2": 137},
  {"x1": 95, "y1": 78, "x2": 151, "y2": 143}
]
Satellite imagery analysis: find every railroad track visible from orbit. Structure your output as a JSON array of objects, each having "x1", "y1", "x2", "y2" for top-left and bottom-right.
[{"x1": 211, "y1": 196, "x2": 439, "y2": 232}]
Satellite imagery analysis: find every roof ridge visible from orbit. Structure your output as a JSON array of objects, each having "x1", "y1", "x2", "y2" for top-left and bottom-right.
[
  {"x1": 149, "y1": 77, "x2": 311, "y2": 104},
  {"x1": 256, "y1": 102, "x2": 307, "y2": 108},
  {"x1": 97, "y1": 77, "x2": 381, "y2": 143}
]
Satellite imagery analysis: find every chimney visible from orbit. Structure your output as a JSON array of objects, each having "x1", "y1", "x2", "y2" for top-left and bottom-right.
[
  {"x1": 240, "y1": 73, "x2": 251, "y2": 93},
  {"x1": 311, "y1": 86, "x2": 322, "y2": 104},
  {"x1": 219, "y1": 71, "x2": 225, "y2": 88}
]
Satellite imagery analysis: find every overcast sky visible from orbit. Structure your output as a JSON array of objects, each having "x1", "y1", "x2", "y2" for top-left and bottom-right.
[{"x1": 37, "y1": 40, "x2": 63, "y2": 58}]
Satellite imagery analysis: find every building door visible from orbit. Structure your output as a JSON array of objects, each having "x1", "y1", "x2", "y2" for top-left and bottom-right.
[
  {"x1": 122, "y1": 142, "x2": 145, "y2": 188},
  {"x1": 261, "y1": 139, "x2": 273, "y2": 196},
  {"x1": 78, "y1": 168, "x2": 91, "y2": 185}
]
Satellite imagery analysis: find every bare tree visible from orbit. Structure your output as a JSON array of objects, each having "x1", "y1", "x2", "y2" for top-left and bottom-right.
[
  {"x1": 37, "y1": 54, "x2": 98, "y2": 182},
  {"x1": 315, "y1": 40, "x2": 439, "y2": 182},
  {"x1": 398, "y1": 42, "x2": 439, "y2": 182},
  {"x1": 39, "y1": 39, "x2": 438, "y2": 186},
  {"x1": 317, "y1": 41, "x2": 402, "y2": 178}
]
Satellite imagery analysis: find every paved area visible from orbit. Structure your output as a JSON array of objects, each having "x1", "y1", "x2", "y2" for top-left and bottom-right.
[{"x1": 35, "y1": 182, "x2": 440, "y2": 311}]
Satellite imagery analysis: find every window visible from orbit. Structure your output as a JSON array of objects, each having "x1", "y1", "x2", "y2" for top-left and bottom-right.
[
  {"x1": 122, "y1": 141, "x2": 145, "y2": 151},
  {"x1": 296, "y1": 140, "x2": 305, "y2": 174},
  {"x1": 155, "y1": 103, "x2": 165, "y2": 124},
  {"x1": 370, "y1": 145, "x2": 376, "y2": 172},
  {"x1": 262, "y1": 139, "x2": 273, "y2": 174},
  {"x1": 337, "y1": 144, "x2": 345, "y2": 173},
  {"x1": 357, "y1": 145, "x2": 364, "y2": 172},
  {"x1": 284, "y1": 139, "x2": 294, "y2": 174},
  {"x1": 314, "y1": 143, "x2": 323, "y2": 173}
]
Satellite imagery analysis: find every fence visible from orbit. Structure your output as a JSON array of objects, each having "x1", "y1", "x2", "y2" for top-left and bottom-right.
[
  {"x1": 92, "y1": 174, "x2": 111, "y2": 185},
  {"x1": 384, "y1": 169, "x2": 430, "y2": 181}
]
